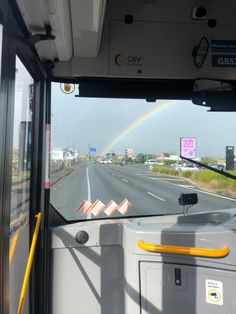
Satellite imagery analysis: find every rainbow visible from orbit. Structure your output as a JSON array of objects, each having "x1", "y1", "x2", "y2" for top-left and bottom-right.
[{"x1": 101, "y1": 100, "x2": 175, "y2": 155}]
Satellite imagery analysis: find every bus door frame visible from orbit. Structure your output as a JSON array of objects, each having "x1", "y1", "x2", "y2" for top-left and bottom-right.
[{"x1": 0, "y1": 1, "x2": 47, "y2": 313}]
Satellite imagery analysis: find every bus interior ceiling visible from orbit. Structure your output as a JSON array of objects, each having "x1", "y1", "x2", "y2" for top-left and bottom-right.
[
  {"x1": 16, "y1": 0, "x2": 236, "y2": 81},
  {"x1": 7, "y1": 1, "x2": 236, "y2": 314}
]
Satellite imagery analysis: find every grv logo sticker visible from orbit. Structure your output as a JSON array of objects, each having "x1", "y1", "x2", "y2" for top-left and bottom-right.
[
  {"x1": 115, "y1": 53, "x2": 126, "y2": 66},
  {"x1": 115, "y1": 53, "x2": 143, "y2": 66}
]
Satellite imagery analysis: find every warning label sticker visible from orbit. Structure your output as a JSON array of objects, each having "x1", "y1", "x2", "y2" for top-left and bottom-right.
[{"x1": 206, "y1": 280, "x2": 223, "y2": 305}]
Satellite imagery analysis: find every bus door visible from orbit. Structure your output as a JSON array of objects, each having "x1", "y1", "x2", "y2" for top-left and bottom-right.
[{"x1": 0, "y1": 2, "x2": 46, "y2": 313}]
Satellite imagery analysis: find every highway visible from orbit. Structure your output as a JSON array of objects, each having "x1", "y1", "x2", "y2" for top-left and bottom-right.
[{"x1": 50, "y1": 162, "x2": 236, "y2": 221}]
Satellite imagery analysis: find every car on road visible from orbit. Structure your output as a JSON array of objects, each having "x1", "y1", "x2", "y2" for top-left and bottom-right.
[
  {"x1": 210, "y1": 164, "x2": 224, "y2": 171},
  {"x1": 100, "y1": 159, "x2": 112, "y2": 164},
  {"x1": 119, "y1": 161, "x2": 126, "y2": 166},
  {"x1": 144, "y1": 159, "x2": 158, "y2": 166},
  {"x1": 175, "y1": 163, "x2": 199, "y2": 172}
]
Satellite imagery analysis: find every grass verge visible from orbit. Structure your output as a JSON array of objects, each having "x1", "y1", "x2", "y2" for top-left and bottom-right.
[{"x1": 152, "y1": 166, "x2": 236, "y2": 196}]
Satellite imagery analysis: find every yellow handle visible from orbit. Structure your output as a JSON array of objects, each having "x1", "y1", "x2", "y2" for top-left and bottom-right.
[
  {"x1": 9, "y1": 229, "x2": 20, "y2": 264},
  {"x1": 17, "y1": 213, "x2": 41, "y2": 314},
  {"x1": 137, "y1": 240, "x2": 229, "y2": 258}
]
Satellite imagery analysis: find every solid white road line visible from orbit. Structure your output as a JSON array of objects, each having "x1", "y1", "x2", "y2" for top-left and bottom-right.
[
  {"x1": 122, "y1": 179, "x2": 128, "y2": 183},
  {"x1": 159, "y1": 178, "x2": 186, "y2": 182},
  {"x1": 178, "y1": 184, "x2": 195, "y2": 188},
  {"x1": 148, "y1": 177, "x2": 184, "y2": 182},
  {"x1": 147, "y1": 191, "x2": 165, "y2": 202},
  {"x1": 145, "y1": 176, "x2": 236, "y2": 202},
  {"x1": 86, "y1": 167, "x2": 92, "y2": 218},
  {"x1": 178, "y1": 185, "x2": 236, "y2": 202}
]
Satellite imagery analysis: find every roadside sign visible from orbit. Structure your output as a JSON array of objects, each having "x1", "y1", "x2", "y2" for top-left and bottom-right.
[
  {"x1": 180, "y1": 137, "x2": 196, "y2": 159},
  {"x1": 89, "y1": 147, "x2": 96, "y2": 153}
]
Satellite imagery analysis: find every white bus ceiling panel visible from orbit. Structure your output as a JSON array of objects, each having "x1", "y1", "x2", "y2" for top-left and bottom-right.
[
  {"x1": 54, "y1": 20, "x2": 236, "y2": 80},
  {"x1": 108, "y1": 21, "x2": 236, "y2": 80},
  {"x1": 105, "y1": 0, "x2": 236, "y2": 25},
  {"x1": 16, "y1": 0, "x2": 49, "y2": 31},
  {"x1": 48, "y1": 0, "x2": 73, "y2": 61},
  {"x1": 16, "y1": 0, "x2": 73, "y2": 61},
  {"x1": 52, "y1": 0, "x2": 236, "y2": 79},
  {"x1": 54, "y1": 23, "x2": 110, "y2": 77},
  {"x1": 70, "y1": 0, "x2": 107, "y2": 57}
]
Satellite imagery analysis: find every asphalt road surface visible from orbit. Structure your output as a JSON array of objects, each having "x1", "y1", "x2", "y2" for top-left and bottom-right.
[{"x1": 50, "y1": 162, "x2": 236, "y2": 221}]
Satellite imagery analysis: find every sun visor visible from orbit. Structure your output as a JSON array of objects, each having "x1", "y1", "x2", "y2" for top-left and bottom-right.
[
  {"x1": 192, "y1": 79, "x2": 236, "y2": 111},
  {"x1": 78, "y1": 79, "x2": 193, "y2": 100}
]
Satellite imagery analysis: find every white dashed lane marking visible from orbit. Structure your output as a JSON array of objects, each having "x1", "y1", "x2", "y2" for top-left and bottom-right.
[{"x1": 147, "y1": 191, "x2": 165, "y2": 202}]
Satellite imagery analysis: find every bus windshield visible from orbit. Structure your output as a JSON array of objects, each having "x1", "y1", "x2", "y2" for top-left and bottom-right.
[{"x1": 50, "y1": 82, "x2": 236, "y2": 221}]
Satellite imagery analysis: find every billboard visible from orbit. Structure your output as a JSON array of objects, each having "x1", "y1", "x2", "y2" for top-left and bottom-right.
[
  {"x1": 180, "y1": 137, "x2": 196, "y2": 159},
  {"x1": 125, "y1": 148, "x2": 134, "y2": 159}
]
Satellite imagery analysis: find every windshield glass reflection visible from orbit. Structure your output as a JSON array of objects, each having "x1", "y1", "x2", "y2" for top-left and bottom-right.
[{"x1": 50, "y1": 83, "x2": 236, "y2": 221}]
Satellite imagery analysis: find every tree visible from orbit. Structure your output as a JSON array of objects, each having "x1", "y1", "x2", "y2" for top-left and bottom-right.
[
  {"x1": 201, "y1": 156, "x2": 218, "y2": 165},
  {"x1": 163, "y1": 152, "x2": 170, "y2": 157}
]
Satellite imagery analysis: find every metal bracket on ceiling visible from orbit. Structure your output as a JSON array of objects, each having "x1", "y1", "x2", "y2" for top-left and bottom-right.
[
  {"x1": 44, "y1": 60, "x2": 55, "y2": 77},
  {"x1": 28, "y1": 25, "x2": 56, "y2": 46}
]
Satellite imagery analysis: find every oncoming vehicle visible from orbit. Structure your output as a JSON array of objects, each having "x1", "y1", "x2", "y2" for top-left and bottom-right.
[
  {"x1": 2, "y1": 2, "x2": 236, "y2": 314},
  {"x1": 144, "y1": 159, "x2": 157, "y2": 166},
  {"x1": 99, "y1": 159, "x2": 112, "y2": 164}
]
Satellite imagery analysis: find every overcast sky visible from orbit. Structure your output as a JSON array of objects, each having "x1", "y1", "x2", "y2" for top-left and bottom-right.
[{"x1": 52, "y1": 83, "x2": 236, "y2": 158}]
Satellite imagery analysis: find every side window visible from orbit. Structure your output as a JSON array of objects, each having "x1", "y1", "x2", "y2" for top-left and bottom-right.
[
  {"x1": 0, "y1": 24, "x2": 2, "y2": 78},
  {"x1": 9, "y1": 56, "x2": 34, "y2": 314}
]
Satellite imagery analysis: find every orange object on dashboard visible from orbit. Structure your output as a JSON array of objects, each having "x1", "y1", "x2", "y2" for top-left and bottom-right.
[{"x1": 137, "y1": 240, "x2": 229, "y2": 258}]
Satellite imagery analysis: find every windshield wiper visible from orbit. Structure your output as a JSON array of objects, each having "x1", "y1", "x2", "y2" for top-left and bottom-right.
[{"x1": 180, "y1": 156, "x2": 236, "y2": 181}]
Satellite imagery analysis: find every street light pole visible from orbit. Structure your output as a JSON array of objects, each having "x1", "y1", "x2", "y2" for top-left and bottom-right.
[{"x1": 88, "y1": 144, "x2": 91, "y2": 159}]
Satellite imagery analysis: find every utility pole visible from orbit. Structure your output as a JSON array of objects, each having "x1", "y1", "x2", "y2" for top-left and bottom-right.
[{"x1": 88, "y1": 144, "x2": 91, "y2": 160}]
